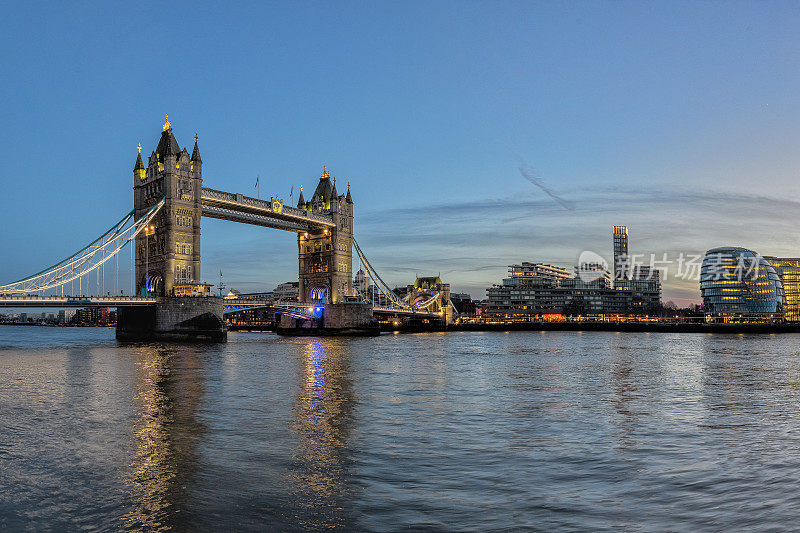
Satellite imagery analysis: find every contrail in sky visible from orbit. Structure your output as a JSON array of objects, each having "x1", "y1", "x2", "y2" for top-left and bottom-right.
[{"x1": 518, "y1": 164, "x2": 575, "y2": 211}]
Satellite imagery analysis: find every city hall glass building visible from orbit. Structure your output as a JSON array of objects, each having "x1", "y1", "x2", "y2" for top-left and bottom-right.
[{"x1": 700, "y1": 247, "x2": 785, "y2": 322}]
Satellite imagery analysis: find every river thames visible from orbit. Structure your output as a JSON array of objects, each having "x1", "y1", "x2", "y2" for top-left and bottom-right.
[{"x1": 2, "y1": 327, "x2": 800, "y2": 531}]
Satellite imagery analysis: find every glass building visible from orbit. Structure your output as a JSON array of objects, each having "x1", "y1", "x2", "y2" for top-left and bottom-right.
[
  {"x1": 700, "y1": 247, "x2": 784, "y2": 322},
  {"x1": 763, "y1": 257, "x2": 800, "y2": 322}
]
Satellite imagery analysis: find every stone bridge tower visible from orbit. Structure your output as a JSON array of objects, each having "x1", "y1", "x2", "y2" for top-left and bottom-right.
[
  {"x1": 296, "y1": 168, "x2": 354, "y2": 304},
  {"x1": 133, "y1": 116, "x2": 203, "y2": 296}
]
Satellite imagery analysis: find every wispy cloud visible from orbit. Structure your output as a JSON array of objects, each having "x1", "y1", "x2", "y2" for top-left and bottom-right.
[
  {"x1": 354, "y1": 186, "x2": 800, "y2": 303},
  {"x1": 518, "y1": 163, "x2": 575, "y2": 211},
  {"x1": 200, "y1": 185, "x2": 800, "y2": 304}
]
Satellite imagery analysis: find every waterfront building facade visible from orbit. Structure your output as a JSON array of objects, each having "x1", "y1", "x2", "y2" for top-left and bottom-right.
[
  {"x1": 273, "y1": 281, "x2": 299, "y2": 301},
  {"x1": 576, "y1": 262, "x2": 612, "y2": 287},
  {"x1": 486, "y1": 263, "x2": 570, "y2": 318},
  {"x1": 510, "y1": 262, "x2": 572, "y2": 284},
  {"x1": 700, "y1": 247, "x2": 784, "y2": 322},
  {"x1": 486, "y1": 260, "x2": 662, "y2": 319},
  {"x1": 763, "y1": 257, "x2": 800, "y2": 321},
  {"x1": 450, "y1": 293, "x2": 476, "y2": 315},
  {"x1": 613, "y1": 266, "x2": 662, "y2": 314},
  {"x1": 485, "y1": 227, "x2": 664, "y2": 320}
]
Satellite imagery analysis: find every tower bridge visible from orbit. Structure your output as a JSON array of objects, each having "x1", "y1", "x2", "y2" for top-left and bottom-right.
[{"x1": 0, "y1": 116, "x2": 455, "y2": 339}]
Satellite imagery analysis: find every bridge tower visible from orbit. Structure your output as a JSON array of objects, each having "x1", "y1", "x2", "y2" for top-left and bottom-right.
[
  {"x1": 133, "y1": 116, "x2": 203, "y2": 296},
  {"x1": 296, "y1": 168, "x2": 354, "y2": 304}
]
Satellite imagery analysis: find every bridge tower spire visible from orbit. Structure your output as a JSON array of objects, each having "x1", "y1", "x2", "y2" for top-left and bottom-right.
[{"x1": 133, "y1": 116, "x2": 202, "y2": 296}]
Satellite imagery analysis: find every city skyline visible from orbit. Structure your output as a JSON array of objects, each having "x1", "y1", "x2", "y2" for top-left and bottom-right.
[{"x1": 3, "y1": 2, "x2": 800, "y2": 305}]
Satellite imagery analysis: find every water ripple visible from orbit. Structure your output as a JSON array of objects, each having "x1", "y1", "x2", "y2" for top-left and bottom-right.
[{"x1": 2, "y1": 329, "x2": 800, "y2": 530}]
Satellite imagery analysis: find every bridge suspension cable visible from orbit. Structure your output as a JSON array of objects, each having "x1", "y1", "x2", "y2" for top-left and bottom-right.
[
  {"x1": 411, "y1": 291, "x2": 441, "y2": 310},
  {"x1": 352, "y1": 238, "x2": 412, "y2": 310},
  {"x1": 0, "y1": 199, "x2": 165, "y2": 294}
]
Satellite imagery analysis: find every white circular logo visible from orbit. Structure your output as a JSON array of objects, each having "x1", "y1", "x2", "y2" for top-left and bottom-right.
[{"x1": 577, "y1": 250, "x2": 609, "y2": 283}]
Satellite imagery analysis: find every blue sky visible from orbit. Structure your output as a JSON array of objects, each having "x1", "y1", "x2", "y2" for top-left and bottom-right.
[{"x1": 1, "y1": 1, "x2": 800, "y2": 304}]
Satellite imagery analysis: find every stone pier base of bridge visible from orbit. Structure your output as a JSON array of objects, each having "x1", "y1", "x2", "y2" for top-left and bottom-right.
[
  {"x1": 116, "y1": 297, "x2": 227, "y2": 342},
  {"x1": 277, "y1": 302, "x2": 380, "y2": 336}
]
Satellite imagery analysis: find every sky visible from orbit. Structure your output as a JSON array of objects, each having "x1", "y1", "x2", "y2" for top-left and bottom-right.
[{"x1": 2, "y1": 1, "x2": 800, "y2": 305}]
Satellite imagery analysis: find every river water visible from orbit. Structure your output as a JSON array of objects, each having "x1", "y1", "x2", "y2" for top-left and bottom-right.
[{"x1": 2, "y1": 327, "x2": 800, "y2": 531}]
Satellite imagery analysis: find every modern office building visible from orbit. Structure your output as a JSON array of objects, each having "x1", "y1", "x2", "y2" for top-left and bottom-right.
[
  {"x1": 450, "y1": 293, "x2": 477, "y2": 315},
  {"x1": 560, "y1": 276, "x2": 614, "y2": 315},
  {"x1": 73, "y1": 307, "x2": 111, "y2": 324},
  {"x1": 764, "y1": 256, "x2": 800, "y2": 321},
  {"x1": 613, "y1": 226, "x2": 629, "y2": 280},
  {"x1": 700, "y1": 247, "x2": 784, "y2": 322},
  {"x1": 485, "y1": 226, "x2": 666, "y2": 319},
  {"x1": 485, "y1": 260, "x2": 659, "y2": 318},
  {"x1": 575, "y1": 263, "x2": 612, "y2": 287},
  {"x1": 353, "y1": 269, "x2": 367, "y2": 294},
  {"x1": 618, "y1": 265, "x2": 662, "y2": 313},
  {"x1": 486, "y1": 262, "x2": 572, "y2": 317},
  {"x1": 273, "y1": 281, "x2": 299, "y2": 301},
  {"x1": 510, "y1": 262, "x2": 572, "y2": 284}
]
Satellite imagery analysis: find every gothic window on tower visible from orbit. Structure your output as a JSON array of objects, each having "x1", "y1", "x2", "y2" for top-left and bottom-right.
[
  {"x1": 174, "y1": 264, "x2": 194, "y2": 283},
  {"x1": 175, "y1": 243, "x2": 192, "y2": 255}
]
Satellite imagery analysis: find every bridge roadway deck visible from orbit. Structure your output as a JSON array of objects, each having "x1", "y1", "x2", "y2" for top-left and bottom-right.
[
  {"x1": 371, "y1": 306, "x2": 441, "y2": 318},
  {"x1": 0, "y1": 296, "x2": 156, "y2": 308},
  {"x1": 201, "y1": 188, "x2": 335, "y2": 232},
  {"x1": 0, "y1": 296, "x2": 442, "y2": 320},
  {"x1": 226, "y1": 300, "x2": 441, "y2": 318}
]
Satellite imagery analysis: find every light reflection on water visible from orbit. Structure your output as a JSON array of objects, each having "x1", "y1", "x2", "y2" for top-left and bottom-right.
[
  {"x1": 122, "y1": 345, "x2": 205, "y2": 531},
  {"x1": 3, "y1": 328, "x2": 800, "y2": 530},
  {"x1": 288, "y1": 338, "x2": 355, "y2": 529}
]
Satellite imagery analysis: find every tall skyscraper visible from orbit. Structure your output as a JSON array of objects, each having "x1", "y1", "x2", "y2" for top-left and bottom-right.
[{"x1": 613, "y1": 225, "x2": 629, "y2": 280}]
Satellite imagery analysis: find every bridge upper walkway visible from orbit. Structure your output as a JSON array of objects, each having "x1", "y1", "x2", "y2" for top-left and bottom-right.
[{"x1": 201, "y1": 188, "x2": 335, "y2": 232}]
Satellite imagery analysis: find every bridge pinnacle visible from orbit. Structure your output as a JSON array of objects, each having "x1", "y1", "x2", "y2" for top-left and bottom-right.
[
  {"x1": 191, "y1": 134, "x2": 202, "y2": 163},
  {"x1": 134, "y1": 147, "x2": 145, "y2": 172},
  {"x1": 163, "y1": 114, "x2": 171, "y2": 132}
]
